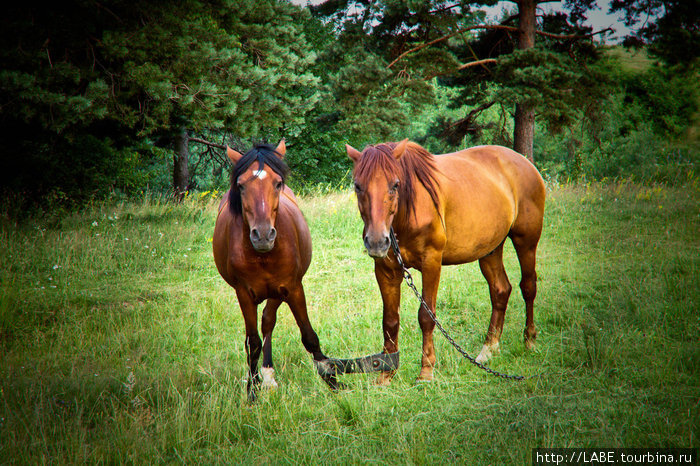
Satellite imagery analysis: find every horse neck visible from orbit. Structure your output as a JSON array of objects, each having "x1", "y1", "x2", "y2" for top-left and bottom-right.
[{"x1": 393, "y1": 175, "x2": 443, "y2": 236}]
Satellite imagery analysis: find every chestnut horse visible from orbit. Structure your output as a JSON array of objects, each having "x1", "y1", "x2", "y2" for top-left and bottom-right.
[
  {"x1": 346, "y1": 140, "x2": 545, "y2": 384},
  {"x1": 213, "y1": 140, "x2": 338, "y2": 399}
]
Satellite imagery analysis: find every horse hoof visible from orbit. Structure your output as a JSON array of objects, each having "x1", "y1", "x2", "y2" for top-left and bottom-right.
[
  {"x1": 247, "y1": 388, "x2": 258, "y2": 403},
  {"x1": 375, "y1": 372, "x2": 393, "y2": 386},
  {"x1": 524, "y1": 330, "x2": 537, "y2": 351},
  {"x1": 475, "y1": 353, "x2": 489, "y2": 364},
  {"x1": 475, "y1": 342, "x2": 499, "y2": 364},
  {"x1": 416, "y1": 368, "x2": 434, "y2": 382},
  {"x1": 260, "y1": 367, "x2": 278, "y2": 390}
]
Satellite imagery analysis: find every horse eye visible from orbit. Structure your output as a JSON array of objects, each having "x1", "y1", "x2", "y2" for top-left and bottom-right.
[
  {"x1": 390, "y1": 181, "x2": 400, "y2": 193},
  {"x1": 275, "y1": 181, "x2": 283, "y2": 190},
  {"x1": 354, "y1": 182, "x2": 361, "y2": 193}
]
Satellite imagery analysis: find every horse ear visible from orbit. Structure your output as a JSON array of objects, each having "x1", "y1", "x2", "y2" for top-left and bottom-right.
[
  {"x1": 227, "y1": 146, "x2": 243, "y2": 164},
  {"x1": 275, "y1": 138, "x2": 286, "y2": 158},
  {"x1": 393, "y1": 138, "x2": 409, "y2": 160},
  {"x1": 346, "y1": 144, "x2": 362, "y2": 164}
]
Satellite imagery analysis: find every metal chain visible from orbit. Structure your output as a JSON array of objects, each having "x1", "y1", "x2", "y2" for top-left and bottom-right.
[{"x1": 389, "y1": 228, "x2": 524, "y2": 381}]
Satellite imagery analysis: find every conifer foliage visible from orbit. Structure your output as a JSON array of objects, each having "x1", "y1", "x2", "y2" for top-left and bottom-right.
[
  {"x1": 0, "y1": 1, "x2": 696, "y2": 205},
  {"x1": 311, "y1": 0, "x2": 610, "y2": 162},
  {"x1": 0, "y1": 0, "x2": 318, "y2": 203}
]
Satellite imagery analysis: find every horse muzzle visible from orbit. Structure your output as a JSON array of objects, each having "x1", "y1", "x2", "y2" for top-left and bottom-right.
[
  {"x1": 250, "y1": 226, "x2": 277, "y2": 253},
  {"x1": 364, "y1": 233, "x2": 390, "y2": 258}
]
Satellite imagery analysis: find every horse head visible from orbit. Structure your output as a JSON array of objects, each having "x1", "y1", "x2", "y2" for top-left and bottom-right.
[
  {"x1": 346, "y1": 139, "x2": 409, "y2": 258},
  {"x1": 227, "y1": 139, "x2": 289, "y2": 253}
]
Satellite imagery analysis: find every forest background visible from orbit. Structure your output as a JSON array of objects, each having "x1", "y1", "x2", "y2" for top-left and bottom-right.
[{"x1": 0, "y1": 0, "x2": 697, "y2": 212}]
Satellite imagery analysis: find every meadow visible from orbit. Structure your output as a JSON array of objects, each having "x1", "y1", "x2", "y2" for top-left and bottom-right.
[{"x1": 1, "y1": 180, "x2": 698, "y2": 464}]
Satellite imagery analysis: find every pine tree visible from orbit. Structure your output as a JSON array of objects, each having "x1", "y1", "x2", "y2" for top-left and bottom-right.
[
  {"x1": 100, "y1": 0, "x2": 321, "y2": 198},
  {"x1": 610, "y1": 0, "x2": 699, "y2": 67},
  {"x1": 311, "y1": 0, "x2": 610, "y2": 162},
  {"x1": 0, "y1": 0, "x2": 321, "y2": 201}
]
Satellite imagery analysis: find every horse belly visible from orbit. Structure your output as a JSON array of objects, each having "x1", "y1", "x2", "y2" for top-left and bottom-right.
[
  {"x1": 441, "y1": 215, "x2": 511, "y2": 264},
  {"x1": 438, "y1": 159, "x2": 515, "y2": 264}
]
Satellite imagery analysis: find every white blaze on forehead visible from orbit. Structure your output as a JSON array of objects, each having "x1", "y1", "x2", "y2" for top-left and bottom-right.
[{"x1": 253, "y1": 169, "x2": 268, "y2": 180}]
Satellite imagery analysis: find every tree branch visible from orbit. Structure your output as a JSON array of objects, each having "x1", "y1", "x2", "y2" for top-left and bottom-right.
[
  {"x1": 440, "y1": 101, "x2": 496, "y2": 143},
  {"x1": 420, "y1": 57, "x2": 497, "y2": 81},
  {"x1": 387, "y1": 25, "x2": 519, "y2": 69},
  {"x1": 388, "y1": 24, "x2": 613, "y2": 69},
  {"x1": 457, "y1": 58, "x2": 497, "y2": 70},
  {"x1": 428, "y1": 3, "x2": 460, "y2": 15},
  {"x1": 536, "y1": 27, "x2": 613, "y2": 40},
  {"x1": 188, "y1": 136, "x2": 227, "y2": 150}
]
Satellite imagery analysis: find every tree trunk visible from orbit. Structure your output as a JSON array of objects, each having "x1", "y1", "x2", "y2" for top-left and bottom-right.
[
  {"x1": 513, "y1": 103, "x2": 535, "y2": 162},
  {"x1": 513, "y1": 0, "x2": 537, "y2": 163},
  {"x1": 173, "y1": 127, "x2": 190, "y2": 202}
]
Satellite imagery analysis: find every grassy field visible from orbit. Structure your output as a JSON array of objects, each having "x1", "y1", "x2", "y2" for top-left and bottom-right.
[{"x1": 1, "y1": 181, "x2": 698, "y2": 464}]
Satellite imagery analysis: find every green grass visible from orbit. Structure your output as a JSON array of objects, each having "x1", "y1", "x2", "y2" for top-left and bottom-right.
[{"x1": 1, "y1": 182, "x2": 698, "y2": 464}]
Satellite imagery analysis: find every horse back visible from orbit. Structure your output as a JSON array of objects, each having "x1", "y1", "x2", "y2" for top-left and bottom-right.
[{"x1": 439, "y1": 145, "x2": 544, "y2": 208}]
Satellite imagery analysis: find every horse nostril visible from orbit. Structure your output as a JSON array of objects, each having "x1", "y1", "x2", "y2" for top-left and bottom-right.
[
  {"x1": 268, "y1": 228, "x2": 277, "y2": 242},
  {"x1": 251, "y1": 228, "x2": 260, "y2": 241},
  {"x1": 383, "y1": 236, "x2": 390, "y2": 248},
  {"x1": 363, "y1": 235, "x2": 370, "y2": 249}
]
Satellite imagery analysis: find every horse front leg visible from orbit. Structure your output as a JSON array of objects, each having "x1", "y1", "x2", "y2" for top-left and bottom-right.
[
  {"x1": 260, "y1": 298, "x2": 282, "y2": 389},
  {"x1": 286, "y1": 285, "x2": 342, "y2": 390},
  {"x1": 417, "y1": 254, "x2": 443, "y2": 382},
  {"x1": 374, "y1": 259, "x2": 403, "y2": 386},
  {"x1": 236, "y1": 290, "x2": 261, "y2": 402}
]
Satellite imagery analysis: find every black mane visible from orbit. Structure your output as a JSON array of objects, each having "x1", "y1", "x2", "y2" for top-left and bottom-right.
[{"x1": 228, "y1": 144, "x2": 290, "y2": 216}]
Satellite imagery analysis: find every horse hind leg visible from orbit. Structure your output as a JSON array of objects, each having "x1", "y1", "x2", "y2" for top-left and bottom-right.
[
  {"x1": 260, "y1": 299, "x2": 282, "y2": 389},
  {"x1": 511, "y1": 234, "x2": 539, "y2": 350},
  {"x1": 509, "y1": 185, "x2": 544, "y2": 351},
  {"x1": 475, "y1": 243, "x2": 512, "y2": 364}
]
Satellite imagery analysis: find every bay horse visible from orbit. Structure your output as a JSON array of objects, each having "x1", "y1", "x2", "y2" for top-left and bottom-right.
[
  {"x1": 346, "y1": 140, "x2": 545, "y2": 384},
  {"x1": 213, "y1": 140, "x2": 339, "y2": 399}
]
